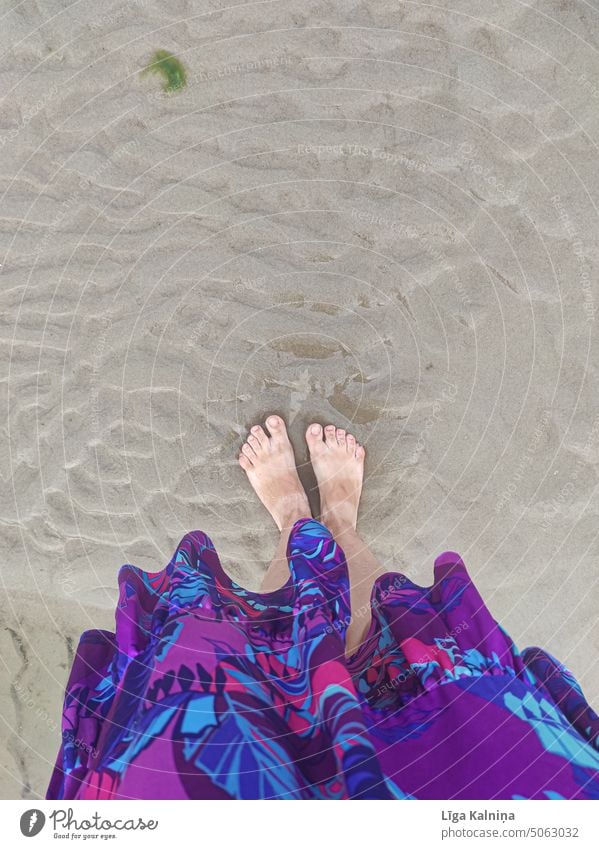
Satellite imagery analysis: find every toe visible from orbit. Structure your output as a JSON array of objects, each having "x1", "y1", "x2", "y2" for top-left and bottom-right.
[
  {"x1": 248, "y1": 434, "x2": 263, "y2": 452},
  {"x1": 250, "y1": 424, "x2": 266, "y2": 446},
  {"x1": 324, "y1": 424, "x2": 337, "y2": 446},
  {"x1": 241, "y1": 442, "x2": 256, "y2": 460},
  {"x1": 355, "y1": 443, "x2": 366, "y2": 461},
  {"x1": 305, "y1": 423, "x2": 324, "y2": 453},
  {"x1": 346, "y1": 433, "x2": 356, "y2": 454},
  {"x1": 266, "y1": 414, "x2": 287, "y2": 443},
  {"x1": 336, "y1": 428, "x2": 346, "y2": 447},
  {"x1": 239, "y1": 453, "x2": 252, "y2": 470}
]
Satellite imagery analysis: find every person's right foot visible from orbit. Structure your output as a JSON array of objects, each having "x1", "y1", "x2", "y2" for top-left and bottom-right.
[
  {"x1": 305, "y1": 423, "x2": 365, "y2": 533},
  {"x1": 239, "y1": 415, "x2": 311, "y2": 531}
]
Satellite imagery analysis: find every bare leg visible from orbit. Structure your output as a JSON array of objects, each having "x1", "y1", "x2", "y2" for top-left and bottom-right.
[
  {"x1": 306, "y1": 423, "x2": 385, "y2": 657},
  {"x1": 323, "y1": 525, "x2": 386, "y2": 656},
  {"x1": 260, "y1": 525, "x2": 297, "y2": 593},
  {"x1": 238, "y1": 415, "x2": 312, "y2": 592}
]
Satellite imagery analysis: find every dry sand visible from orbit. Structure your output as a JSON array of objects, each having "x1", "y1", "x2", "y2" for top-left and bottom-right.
[{"x1": 1, "y1": 0, "x2": 599, "y2": 798}]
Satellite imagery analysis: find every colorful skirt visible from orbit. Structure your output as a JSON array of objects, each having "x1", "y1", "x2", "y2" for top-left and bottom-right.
[{"x1": 47, "y1": 518, "x2": 599, "y2": 799}]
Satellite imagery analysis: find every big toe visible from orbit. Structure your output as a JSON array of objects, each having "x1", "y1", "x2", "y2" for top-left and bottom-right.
[
  {"x1": 306, "y1": 422, "x2": 324, "y2": 453},
  {"x1": 266, "y1": 414, "x2": 288, "y2": 444}
]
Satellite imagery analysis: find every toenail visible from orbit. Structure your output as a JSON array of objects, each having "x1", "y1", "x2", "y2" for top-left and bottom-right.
[
  {"x1": 310, "y1": 424, "x2": 321, "y2": 434},
  {"x1": 267, "y1": 416, "x2": 279, "y2": 427}
]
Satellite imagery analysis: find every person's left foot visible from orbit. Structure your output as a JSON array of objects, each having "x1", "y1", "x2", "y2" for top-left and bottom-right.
[
  {"x1": 239, "y1": 415, "x2": 311, "y2": 530},
  {"x1": 305, "y1": 423, "x2": 365, "y2": 534}
]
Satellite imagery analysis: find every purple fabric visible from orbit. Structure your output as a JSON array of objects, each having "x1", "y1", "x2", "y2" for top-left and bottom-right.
[{"x1": 47, "y1": 518, "x2": 599, "y2": 799}]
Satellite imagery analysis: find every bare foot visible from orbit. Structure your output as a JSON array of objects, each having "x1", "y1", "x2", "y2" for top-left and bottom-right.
[
  {"x1": 305, "y1": 423, "x2": 365, "y2": 534},
  {"x1": 239, "y1": 415, "x2": 311, "y2": 531}
]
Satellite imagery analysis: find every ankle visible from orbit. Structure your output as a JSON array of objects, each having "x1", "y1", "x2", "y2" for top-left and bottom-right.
[
  {"x1": 277, "y1": 498, "x2": 312, "y2": 531},
  {"x1": 320, "y1": 510, "x2": 356, "y2": 537}
]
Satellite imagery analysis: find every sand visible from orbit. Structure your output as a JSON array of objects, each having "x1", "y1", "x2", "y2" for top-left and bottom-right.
[{"x1": 1, "y1": 0, "x2": 599, "y2": 799}]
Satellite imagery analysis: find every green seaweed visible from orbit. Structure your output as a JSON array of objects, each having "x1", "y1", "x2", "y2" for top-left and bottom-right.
[{"x1": 142, "y1": 50, "x2": 187, "y2": 92}]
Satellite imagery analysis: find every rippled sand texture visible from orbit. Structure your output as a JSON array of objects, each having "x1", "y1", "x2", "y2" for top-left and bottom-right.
[{"x1": 2, "y1": 0, "x2": 599, "y2": 799}]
